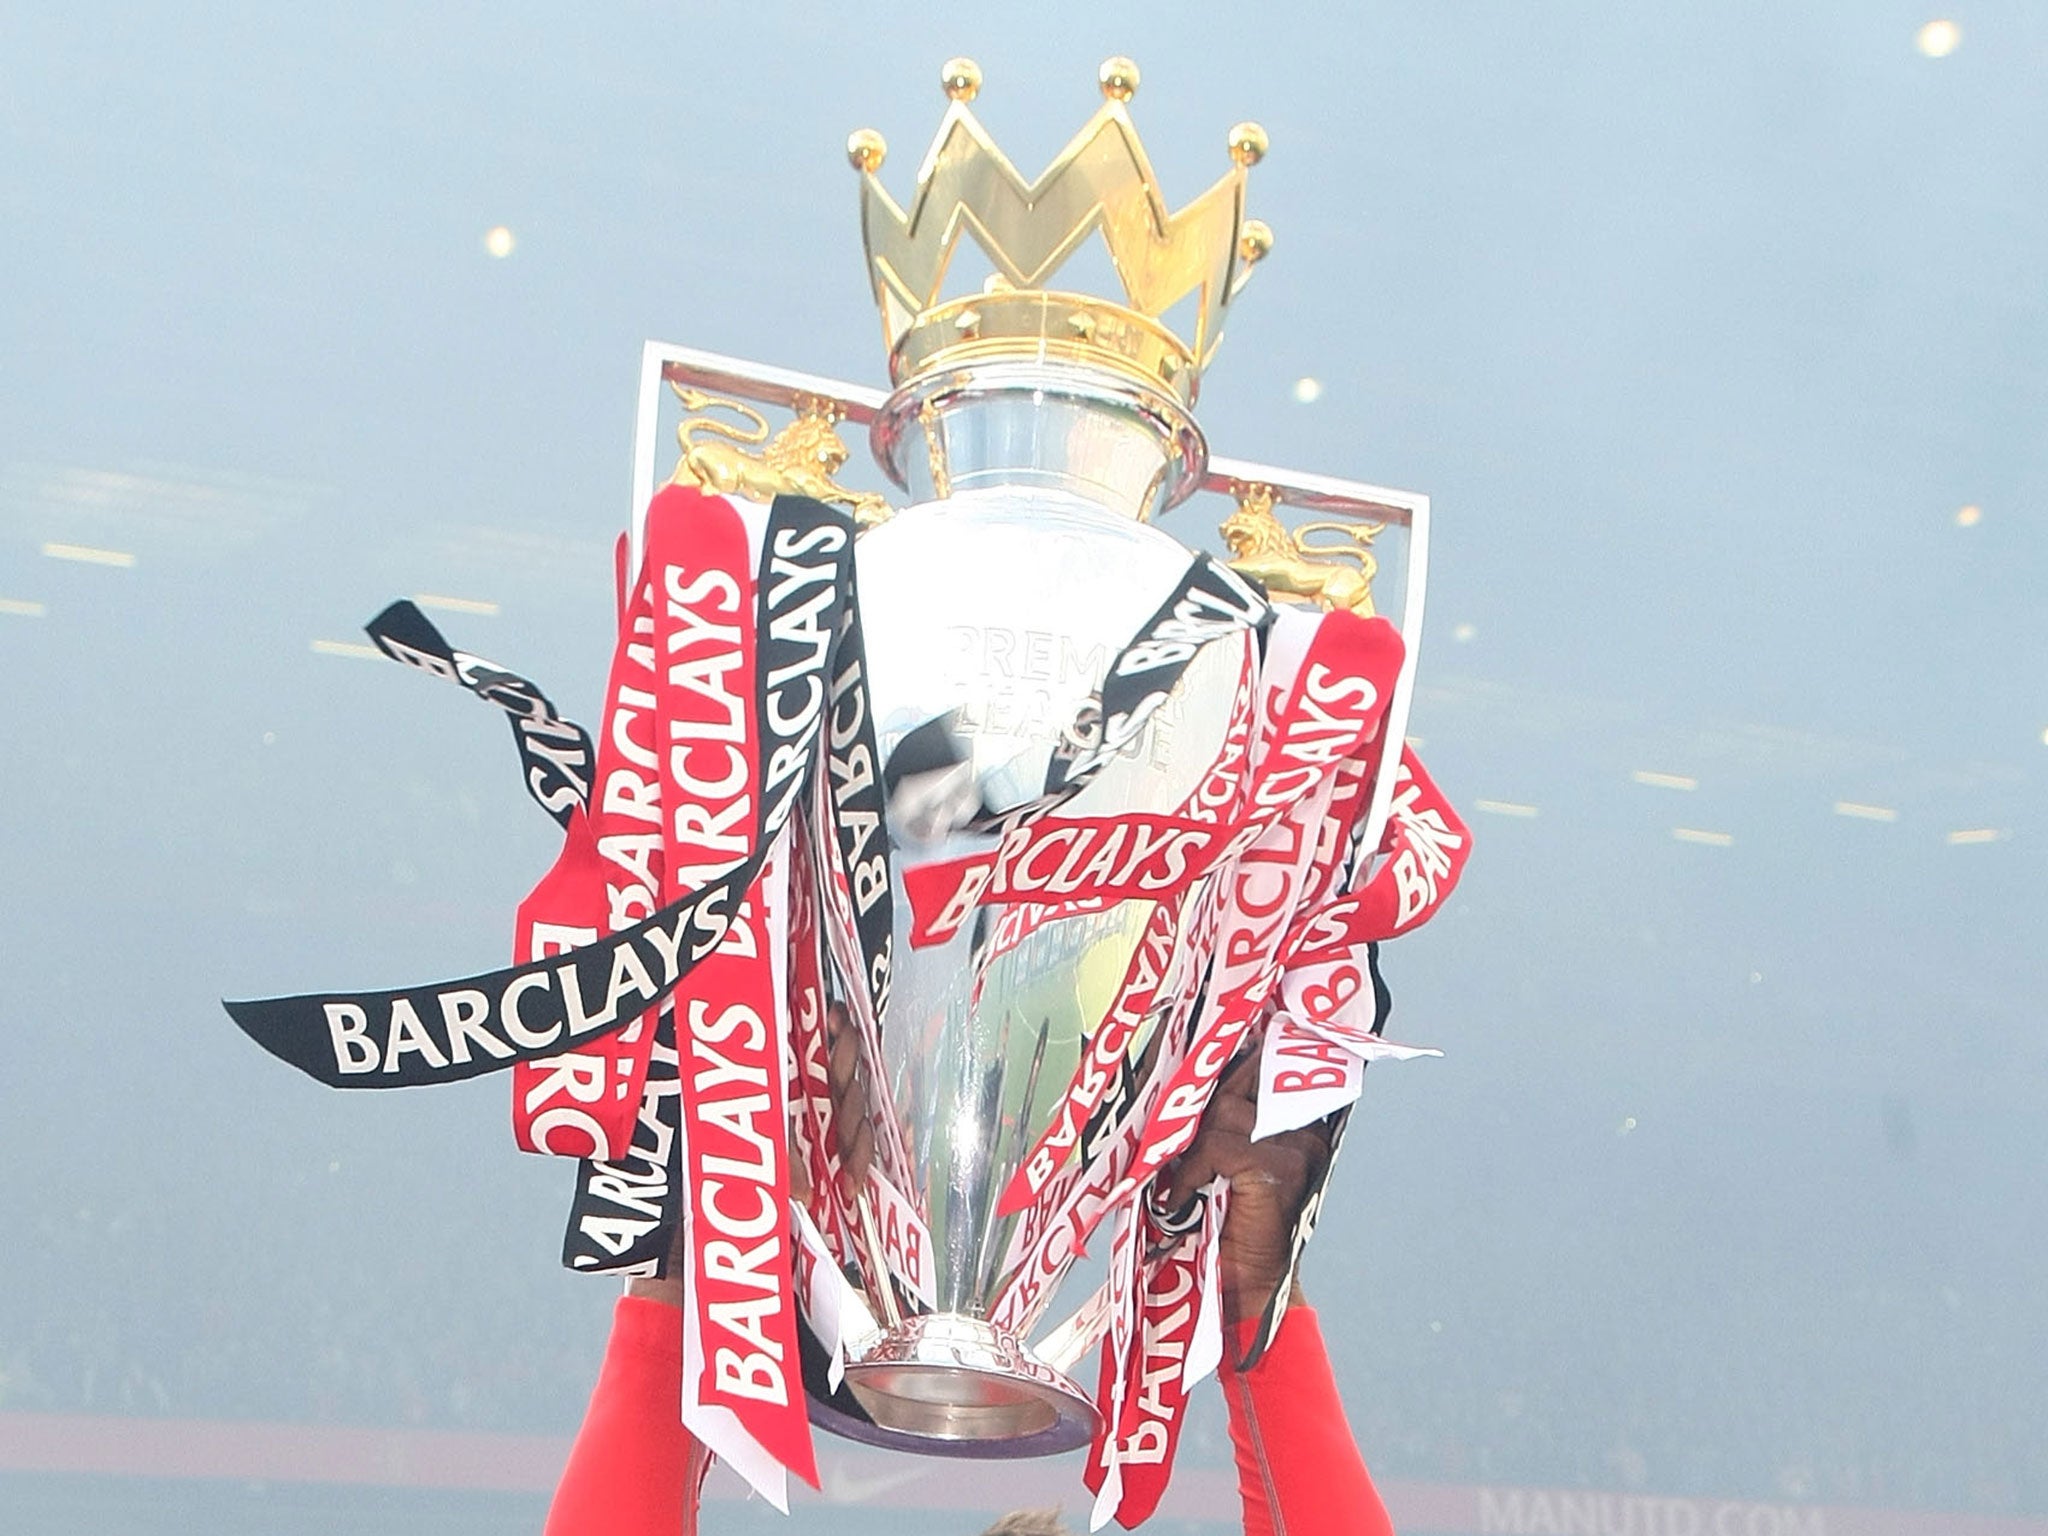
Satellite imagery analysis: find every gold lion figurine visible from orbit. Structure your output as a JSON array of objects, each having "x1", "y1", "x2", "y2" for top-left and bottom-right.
[
  {"x1": 670, "y1": 387, "x2": 891, "y2": 528},
  {"x1": 1220, "y1": 485, "x2": 1382, "y2": 619}
]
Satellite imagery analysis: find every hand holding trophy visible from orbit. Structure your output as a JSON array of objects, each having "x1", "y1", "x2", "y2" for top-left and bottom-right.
[{"x1": 225, "y1": 52, "x2": 1470, "y2": 1530}]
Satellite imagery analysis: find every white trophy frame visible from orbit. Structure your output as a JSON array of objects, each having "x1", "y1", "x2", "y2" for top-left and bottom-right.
[{"x1": 626, "y1": 341, "x2": 1431, "y2": 868}]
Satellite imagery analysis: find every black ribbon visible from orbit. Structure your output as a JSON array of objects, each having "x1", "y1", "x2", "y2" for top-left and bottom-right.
[
  {"x1": 223, "y1": 497, "x2": 856, "y2": 1091},
  {"x1": 563, "y1": 1013, "x2": 684, "y2": 1273},
  {"x1": 969, "y1": 552, "x2": 1269, "y2": 837},
  {"x1": 818, "y1": 591, "x2": 896, "y2": 1024},
  {"x1": 364, "y1": 600, "x2": 594, "y2": 829}
]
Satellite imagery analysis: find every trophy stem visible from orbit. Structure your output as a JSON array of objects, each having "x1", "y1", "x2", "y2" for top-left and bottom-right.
[{"x1": 971, "y1": 1019, "x2": 1051, "y2": 1305}]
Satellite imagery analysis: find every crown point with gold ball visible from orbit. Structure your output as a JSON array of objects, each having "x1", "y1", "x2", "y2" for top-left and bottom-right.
[
  {"x1": 846, "y1": 128, "x2": 887, "y2": 174},
  {"x1": 853, "y1": 57, "x2": 1273, "y2": 407},
  {"x1": 1228, "y1": 121, "x2": 1269, "y2": 167},
  {"x1": 941, "y1": 57, "x2": 982, "y2": 102},
  {"x1": 1239, "y1": 219, "x2": 1275, "y2": 266}
]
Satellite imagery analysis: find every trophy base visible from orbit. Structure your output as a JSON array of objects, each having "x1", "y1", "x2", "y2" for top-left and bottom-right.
[{"x1": 827, "y1": 1314, "x2": 1100, "y2": 1459}]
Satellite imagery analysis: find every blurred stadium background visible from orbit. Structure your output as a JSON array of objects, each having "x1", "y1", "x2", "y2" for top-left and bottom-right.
[{"x1": 2, "y1": 4, "x2": 2042, "y2": 1532}]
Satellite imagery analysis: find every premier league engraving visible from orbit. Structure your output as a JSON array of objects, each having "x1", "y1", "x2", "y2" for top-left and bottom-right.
[{"x1": 227, "y1": 55, "x2": 1470, "y2": 1526}]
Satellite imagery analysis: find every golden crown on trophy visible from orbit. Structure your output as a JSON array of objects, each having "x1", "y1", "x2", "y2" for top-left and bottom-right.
[{"x1": 848, "y1": 56, "x2": 1274, "y2": 407}]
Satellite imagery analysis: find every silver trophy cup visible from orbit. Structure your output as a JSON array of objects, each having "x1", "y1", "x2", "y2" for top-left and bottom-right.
[
  {"x1": 624, "y1": 54, "x2": 1430, "y2": 1460},
  {"x1": 833, "y1": 361, "x2": 1249, "y2": 1453}
]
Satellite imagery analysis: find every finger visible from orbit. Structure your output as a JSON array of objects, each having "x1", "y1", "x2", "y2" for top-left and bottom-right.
[
  {"x1": 1158, "y1": 1075, "x2": 1263, "y2": 1210},
  {"x1": 840, "y1": 1118, "x2": 875, "y2": 1196},
  {"x1": 837, "y1": 1070, "x2": 869, "y2": 1127},
  {"x1": 787, "y1": 1136, "x2": 814, "y2": 1202},
  {"x1": 1153, "y1": 1042, "x2": 1277, "y2": 1212},
  {"x1": 1277, "y1": 1110, "x2": 1336, "y2": 1175},
  {"x1": 1227, "y1": 1146, "x2": 1323, "y2": 1247},
  {"x1": 1232, "y1": 1140, "x2": 1314, "y2": 1198},
  {"x1": 1216, "y1": 1048, "x2": 1263, "y2": 1104},
  {"x1": 1204, "y1": 1084, "x2": 1258, "y2": 1140},
  {"x1": 1161, "y1": 1118, "x2": 1249, "y2": 1212},
  {"x1": 834, "y1": 1077, "x2": 870, "y2": 1161},
  {"x1": 828, "y1": 1019, "x2": 862, "y2": 1093},
  {"x1": 1185, "y1": 1115, "x2": 1329, "y2": 1224}
]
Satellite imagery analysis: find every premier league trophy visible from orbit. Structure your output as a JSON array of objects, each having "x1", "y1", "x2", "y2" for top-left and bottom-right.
[{"x1": 227, "y1": 56, "x2": 1469, "y2": 1527}]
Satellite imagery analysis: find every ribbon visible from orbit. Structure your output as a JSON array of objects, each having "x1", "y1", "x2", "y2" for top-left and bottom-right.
[
  {"x1": 674, "y1": 834, "x2": 816, "y2": 1495},
  {"x1": 783, "y1": 819, "x2": 854, "y2": 1262},
  {"x1": 365, "y1": 600, "x2": 594, "y2": 829},
  {"x1": 1078, "y1": 609, "x2": 1401, "y2": 1225},
  {"x1": 224, "y1": 485, "x2": 861, "y2": 1504},
  {"x1": 997, "y1": 897, "x2": 1180, "y2": 1217},
  {"x1": 817, "y1": 587, "x2": 896, "y2": 1024},
  {"x1": 901, "y1": 609, "x2": 1403, "y2": 947},
  {"x1": 989, "y1": 552, "x2": 1268, "y2": 829},
  {"x1": 233, "y1": 479, "x2": 1477, "y2": 1517},
  {"x1": 1282, "y1": 747, "x2": 1472, "y2": 964},
  {"x1": 514, "y1": 497, "x2": 710, "y2": 1166},
  {"x1": 558, "y1": 1011, "x2": 683, "y2": 1272},
  {"x1": 223, "y1": 489, "x2": 853, "y2": 1093},
  {"x1": 1083, "y1": 1199, "x2": 1144, "y2": 1531},
  {"x1": 990, "y1": 604, "x2": 1458, "y2": 1426},
  {"x1": 550, "y1": 486, "x2": 772, "y2": 1266},
  {"x1": 1087, "y1": 1183, "x2": 1226, "y2": 1530}
]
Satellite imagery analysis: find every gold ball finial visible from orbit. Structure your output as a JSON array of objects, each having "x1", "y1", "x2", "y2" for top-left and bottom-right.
[
  {"x1": 846, "y1": 128, "x2": 887, "y2": 174},
  {"x1": 1098, "y1": 57, "x2": 1140, "y2": 102},
  {"x1": 941, "y1": 57, "x2": 982, "y2": 102},
  {"x1": 1228, "y1": 121, "x2": 1269, "y2": 167},
  {"x1": 1238, "y1": 219, "x2": 1274, "y2": 265}
]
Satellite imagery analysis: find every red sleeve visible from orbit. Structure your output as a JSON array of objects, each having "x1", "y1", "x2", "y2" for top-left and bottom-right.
[
  {"x1": 545, "y1": 1296, "x2": 711, "y2": 1536},
  {"x1": 1219, "y1": 1304, "x2": 1395, "y2": 1536}
]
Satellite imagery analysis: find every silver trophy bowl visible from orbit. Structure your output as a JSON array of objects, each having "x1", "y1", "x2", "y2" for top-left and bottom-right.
[{"x1": 823, "y1": 362, "x2": 1246, "y2": 1455}]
